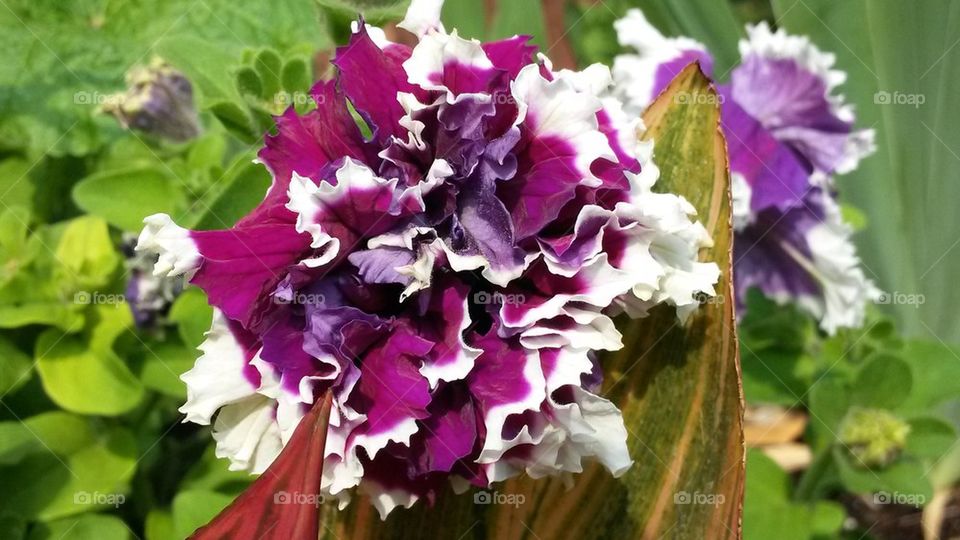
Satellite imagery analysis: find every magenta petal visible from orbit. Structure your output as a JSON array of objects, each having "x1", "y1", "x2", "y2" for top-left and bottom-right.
[
  {"x1": 412, "y1": 384, "x2": 477, "y2": 474},
  {"x1": 501, "y1": 133, "x2": 582, "y2": 239},
  {"x1": 353, "y1": 327, "x2": 435, "y2": 437},
  {"x1": 189, "y1": 223, "x2": 311, "y2": 328},
  {"x1": 467, "y1": 328, "x2": 533, "y2": 417},
  {"x1": 258, "y1": 81, "x2": 371, "y2": 202},
  {"x1": 333, "y1": 25, "x2": 427, "y2": 143},
  {"x1": 482, "y1": 36, "x2": 537, "y2": 79}
]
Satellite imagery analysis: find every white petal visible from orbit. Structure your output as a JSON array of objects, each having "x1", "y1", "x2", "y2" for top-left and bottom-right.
[
  {"x1": 398, "y1": 0, "x2": 445, "y2": 37},
  {"x1": 179, "y1": 311, "x2": 259, "y2": 425},
  {"x1": 136, "y1": 213, "x2": 200, "y2": 278},
  {"x1": 511, "y1": 64, "x2": 616, "y2": 188},
  {"x1": 212, "y1": 395, "x2": 283, "y2": 474}
]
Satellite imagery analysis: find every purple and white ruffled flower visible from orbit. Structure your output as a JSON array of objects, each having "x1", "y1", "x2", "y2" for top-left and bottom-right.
[
  {"x1": 137, "y1": 3, "x2": 718, "y2": 519},
  {"x1": 613, "y1": 10, "x2": 878, "y2": 333}
]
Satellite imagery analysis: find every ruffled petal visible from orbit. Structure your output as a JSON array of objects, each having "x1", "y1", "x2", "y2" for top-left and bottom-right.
[
  {"x1": 501, "y1": 64, "x2": 617, "y2": 239},
  {"x1": 333, "y1": 25, "x2": 426, "y2": 143},
  {"x1": 612, "y1": 9, "x2": 714, "y2": 114},
  {"x1": 212, "y1": 395, "x2": 283, "y2": 474},
  {"x1": 734, "y1": 188, "x2": 878, "y2": 333},
  {"x1": 731, "y1": 22, "x2": 876, "y2": 176},
  {"x1": 257, "y1": 81, "x2": 373, "y2": 201},
  {"x1": 179, "y1": 311, "x2": 261, "y2": 424}
]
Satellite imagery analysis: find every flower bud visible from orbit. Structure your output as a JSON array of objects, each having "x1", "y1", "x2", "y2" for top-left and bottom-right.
[
  {"x1": 840, "y1": 407, "x2": 910, "y2": 468},
  {"x1": 101, "y1": 58, "x2": 200, "y2": 142}
]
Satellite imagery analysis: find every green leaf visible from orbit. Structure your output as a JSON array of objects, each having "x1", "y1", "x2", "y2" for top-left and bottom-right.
[
  {"x1": 743, "y1": 450, "x2": 844, "y2": 540},
  {"x1": 54, "y1": 216, "x2": 120, "y2": 292},
  {"x1": 897, "y1": 340, "x2": 960, "y2": 414},
  {"x1": 0, "y1": 515, "x2": 26, "y2": 540},
  {"x1": 188, "y1": 155, "x2": 272, "y2": 230},
  {"x1": 138, "y1": 341, "x2": 195, "y2": 399},
  {"x1": 145, "y1": 510, "x2": 177, "y2": 540},
  {"x1": 235, "y1": 66, "x2": 264, "y2": 100},
  {"x1": 172, "y1": 490, "x2": 234, "y2": 539},
  {"x1": 833, "y1": 447, "x2": 933, "y2": 502},
  {"x1": 741, "y1": 347, "x2": 813, "y2": 407},
  {"x1": 168, "y1": 288, "x2": 213, "y2": 349},
  {"x1": 0, "y1": 158, "x2": 37, "y2": 211},
  {"x1": 208, "y1": 101, "x2": 257, "y2": 144},
  {"x1": 0, "y1": 421, "x2": 42, "y2": 465},
  {"x1": 180, "y1": 445, "x2": 253, "y2": 495},
  {"x1": 850, "y1": 353, "x2": 912, "y2": 409},
  {"x1": 186, "y1": 133, "x2": 228, "y2": 174},
  {"x1": 254, "y1": 49, "x2": 283, "y2": 98},
  {"x1": 808, "y1": 377, "x2": 850, "y2": 449},
  {"x1": 35, "y1": 307, "x2": 145, "y2": 416},
  {"x1": 0, "y1": 336, "x2": 33, "y2": 396},
  {"x1": 72, "y1": 167, "x2": 187, "y2": 232},
  {"x1": 906, "y1": 417, "x2": 956, "y2": 460},
  {"x1": 0, "y1": 300, "x2": 85, "y2": 332},
  {"x1": 157, "y1": 36, "x2": 240, "y2": 106},
  {"x1": 0, "y1": 412, "x2": 137, "y2": 521},
  {"x1": 281, "y1": 58, "x2": 312, "y2": 93},
  {"x1": 27, "y1": 514, "x2": 132, "y2": 540}
]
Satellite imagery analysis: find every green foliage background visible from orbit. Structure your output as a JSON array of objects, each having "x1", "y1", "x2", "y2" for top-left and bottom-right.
[{"x1": 0, "y1": 0, "x2": 957, "y2": 539}]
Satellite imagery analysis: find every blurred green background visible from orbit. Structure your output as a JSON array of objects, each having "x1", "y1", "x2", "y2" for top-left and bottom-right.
[{"x1": 0, "y1": 0, "x2": 958, "y2": 538}]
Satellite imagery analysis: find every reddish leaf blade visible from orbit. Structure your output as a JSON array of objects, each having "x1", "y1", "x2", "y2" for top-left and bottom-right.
[{"x1": 190, "y1": 391, "x2": 333, "y2": 540}]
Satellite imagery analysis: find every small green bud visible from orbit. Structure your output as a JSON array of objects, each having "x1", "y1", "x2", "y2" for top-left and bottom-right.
[{"x1": 839, "y1": 407, "x2": 910, "y2": 468}]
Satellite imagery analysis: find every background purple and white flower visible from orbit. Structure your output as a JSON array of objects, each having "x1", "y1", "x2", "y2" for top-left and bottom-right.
[
  {"x1": 613, "y1": 9, "x2": 879, "y2": 334},
  {"x1": 136, "y1": 1, "x2": 719, "y2": 519}
]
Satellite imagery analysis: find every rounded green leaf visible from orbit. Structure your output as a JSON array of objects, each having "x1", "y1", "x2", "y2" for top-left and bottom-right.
[
  {"x1": 281, "y1": 58, "x2": 311, "y2": 93},
  {"x1": 906, "y1": 417, "x2": 956, "y2": 460},
  {"x1": 0, "y1": 413, "x2": 137, "y2": 521},
  {"x1": 234, "y1": 66, "x2": 264, "y2": 99},
  {"x1": 851, "y1": 353, "x2": 912, "y2": 409},
  {"x1": 169, "y1": 288, "x2": 213, "y2": 349},
  {"x1": 36, "y1": 325, "x2": 145, "y2": 417},
  {"x1": 73, "y1": 167, "x2": 186, "y2": 232},
  {"x1": 253, "y1": 49, "x2": 283, "y2": 98},
  {"x1": 138, "y1": 341, "x2": 196, "y2": 399},
  {"x1": 145, "y1": 510, "x2": 177, "y2": 540},
  {"x1": 0, "y1": 336, "x2": 32, "y2": 396},
  {"x1": 172, "y1": 490, "x2": 234, "y2": 539},
  {"x1": 27, "y1": 514, "x2": 132, "y2": 540},
  {"x1": 209, "y1": 101, "x2": 256, "y2": 144},
  {"x1": 188, "y1": 156, "x2": 271, "y2": 230}
]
